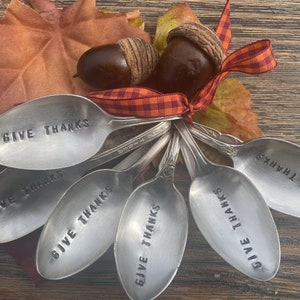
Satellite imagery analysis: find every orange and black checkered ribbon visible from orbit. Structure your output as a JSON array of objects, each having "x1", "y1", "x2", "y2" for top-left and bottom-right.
[{"x1": 88, "y1": 0, "x2": 277, "y2": 118}]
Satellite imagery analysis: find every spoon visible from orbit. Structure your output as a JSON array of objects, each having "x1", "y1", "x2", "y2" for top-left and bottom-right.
[
  {"x1": 114, "y1": 130, "x2": 188, "y2": 300},
  {"x1": 36, "y1": 132, "x2": 170, "y2": 280},
  {"x1": 175, "y1": 120, "x2": 280, "y2": 281},
  {"x1": 0, "y1": 94, "x2": 180, "y2": 170},
  {"x1": 190, "y1": 123, "x2": 300, "y2": 217},
  {"x1": 0, "y1": 122, "x2": 170, "y2": 243}
]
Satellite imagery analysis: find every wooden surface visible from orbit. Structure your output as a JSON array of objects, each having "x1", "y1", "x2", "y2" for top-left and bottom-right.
[{"x1": 0, "y1": 0, "x2": 299, "y2": 299}]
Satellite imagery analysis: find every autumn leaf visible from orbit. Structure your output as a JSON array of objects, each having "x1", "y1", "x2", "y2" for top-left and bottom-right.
[
  {"x1": 0, "y1": 0, "x2": 150, "y2": 113},
  {"x1": 153, "y1": 3, "x2": 200, "y2": 53},
  {"x1": 193, "y1": 79, "x2": 263, "y2": 141}
]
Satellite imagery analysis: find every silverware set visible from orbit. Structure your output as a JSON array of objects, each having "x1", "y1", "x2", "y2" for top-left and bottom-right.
[{"x1": 0, "y1": 94, "x2": 299, "y2": 300}]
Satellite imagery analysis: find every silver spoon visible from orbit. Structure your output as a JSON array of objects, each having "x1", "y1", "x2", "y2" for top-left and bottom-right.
[
  {"x1": 175, "y1": 120, "x2": 280, "y2": 281},
  {"x1": 36, "y1": 132, "x2": 170, "y2": 280},
  {"x1": 0, "y1": 94, "x2": 180, "y2": 170},
  {"x1": 190, "y1": 123, "x2": 300, "y2": 217},
  {"x1": 114, "y1": 130, "x2": 188, "y2": 300},
  {"x1": 0, "y1": 122, "x2": 170, "y2": 243}
]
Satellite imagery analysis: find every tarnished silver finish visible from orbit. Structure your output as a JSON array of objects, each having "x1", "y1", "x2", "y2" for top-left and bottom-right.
[
  {"x1": 0, "y1": 94, "x2": 180, "y2": 170},
  {"x1": 36, "y1": 132, "x2": 171, "y2": 280},
  {"x1": 175, "y1": 120, "x2": 280, "y2": 281},
  {"x1": 0, "y1": 122, "x2": 171, "y2": 243},
  {"x1": 194, "y1": 123, "x2": 243, "y2": 145},
  {"x1": 114, "y1": 131, "x2": 188, "y2": 300},
  {"x1": 190, "y1": 123, "x2": 300, "y2": 217}
]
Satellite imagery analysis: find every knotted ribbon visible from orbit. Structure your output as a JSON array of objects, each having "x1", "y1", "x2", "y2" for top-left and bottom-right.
[{"x1": 88, "y1": 0, "x2": 277, "y2": 119}]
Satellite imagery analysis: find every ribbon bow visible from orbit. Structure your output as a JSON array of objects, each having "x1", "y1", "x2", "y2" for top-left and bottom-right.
[{"x1": 88, "y1": 0, "x2": 277, "y2": 119}]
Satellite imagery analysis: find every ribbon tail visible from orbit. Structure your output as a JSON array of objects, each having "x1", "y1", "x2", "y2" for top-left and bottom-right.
[
  {"x1": 222, "y1": 39, "x2": 277, "y2": 73},
  {"x1": 215, "y1": 0, "x2": 231, "y2": 55}
]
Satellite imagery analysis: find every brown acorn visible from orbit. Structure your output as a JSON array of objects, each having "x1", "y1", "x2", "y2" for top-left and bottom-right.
[
  {"x1": 156, "y1": 22, "x2": 225, "y2": 99},
  {"x1": 74, "y1": 38, "x2": 160, "y2": 90}
]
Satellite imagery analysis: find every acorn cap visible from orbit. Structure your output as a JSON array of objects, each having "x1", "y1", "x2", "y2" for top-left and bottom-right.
[
  {"x1": 167, "y1": 22, "x2": 225, "y2": 72},
  {"x1": 118, "y1": 38, "x2": 160, "y2": 85}
]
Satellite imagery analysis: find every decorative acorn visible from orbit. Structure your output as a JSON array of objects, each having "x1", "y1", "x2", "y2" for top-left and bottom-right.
[
  {"x1": 74, "y1": 38, "x2": 159, "y2": 89},
  {"x1": 156, "y1": 22, "x2": 225, "y2": 99}
]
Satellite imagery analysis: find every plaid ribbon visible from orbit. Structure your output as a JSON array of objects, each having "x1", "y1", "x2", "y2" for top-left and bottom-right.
[{"x1": 88, "y1": 0, "x2": 277, "y2": 118}]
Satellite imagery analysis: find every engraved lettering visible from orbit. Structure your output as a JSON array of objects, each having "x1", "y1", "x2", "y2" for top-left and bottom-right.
[
  {"x1": 77, "y1": 185, "x2": 112, "y2": 225},
  {"x1": 43, "y1": 119, "x2": 89, "y2": 136},
  {"x1": 214, "y1": 188, "x2": 263, "y2": 269},
  {"x1": 135, "y1": 256, "x2": 148, "y2": 286},
  {"x1": 83, "y1": 119, "x2": 89, "y2": 127},
  {"x1": 277, "y1": 165, "x2": 283, "y2": 172},
  {"x1": 239, "y1": 239, "x2": 262, "y2": 270},
  {"x1": 50, "y1": 185, "x2": 112, "y2": 261},
  {"x1": 68, "y1": 123, "x2": 74, "y2": 131},
  {"x1": 264, "y1": 157, "x2": 270, "y2": 165},
  {"x1": 243, "y1": 247, "x2": 253, "y2": 255},
  {"x1": 240, "y1": 238, "x2": 250, "y2": 245},
  {"x1": 52, "y1": 125, "x2": 59, "y2": 133},
  {"x1": 2, "y1": 129, "x2": 35, "y2": 143},
  {"x1": 75, "y1": 120, "x2": 82, "y2": 129},
  {"x1": 51, "y1": 229, "x2": 77, "y2": 260},
  {"x1": 60, "y1": 123, "x2": 67, "y2": 131},
  {"x1": 83, "y1": 209, "x2": 92, "y2": 219},
  {"x1": 140, "y1": 204, "x2": 160, "y2": 247},
  {"x1": 135, "y1": 205, "x2": 161, "y2": 286},
  {"x1": 143, "y1": 231, "x2": 152, "y2": 239},
  {"x1": 252, "y1": 261, "x2": 263, "y2": 269},
  {"x1": 282, "y1": 168, "x2": 291, "y2": 176},
  {"x1": 141, "y1": 239, "x2": 151, "y2": 247},
  {"x1": 256, "y1": 153, "x2": 297, "y2": 182},
  {"x1": 77, "y1": 215, "x2": 87, "y2": 225},
  {"x1": 213, "y1": 188, "x2": 241, "y2": 231},
  {"x1": 232, "y1": 222, "x2": 242, "y2": 230},
  {"x1": 289, "y1": 173, "x2": 296, "y2": 181},
  {"x1": 0, "y1": 195, "x2": 16, "y2": 209},
  {"x1": 21, "y1": 170, "x2": 64, "y2": 196},
  {"x1": 51, "y1": 250, "x2": 59, "y2": 259},
  {"x1": 61, "y1": 237, "x2": 70, "y2": 246}
]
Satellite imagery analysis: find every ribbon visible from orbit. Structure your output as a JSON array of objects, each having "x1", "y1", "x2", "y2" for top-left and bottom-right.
[{"x1": 88, "y1": 0, "x2": 277, "y2": 119}]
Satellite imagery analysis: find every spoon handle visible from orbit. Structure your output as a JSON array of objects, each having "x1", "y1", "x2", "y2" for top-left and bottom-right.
[
  {"x1": 174, "y1": 120, "x2": 209, "y2": 177},
  {"x1": 193, "y1": 123, "x2": 243, "y2": 145},
  {"x1": 108, "y1": 114, "x2": 181, "y2": 131},
  {"x1": 189, "y1": 124, "x2": 240, "y2": 157},
  {"x1": 79, "y1": 121, "x2": 171, "y2": 173},
  {"x1": 156, "y1": 129, "x2": 181, "y2": 182},
  {"x1": 125, "y1": 132, "x2": 171, "y2": 179}
]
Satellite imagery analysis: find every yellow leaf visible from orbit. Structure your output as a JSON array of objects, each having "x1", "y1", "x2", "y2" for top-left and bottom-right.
[
  {"x1": 153, "y1": 3, "x2": 200, "y2": 53},
  {"x1": 193, "y1": 79, "x2": 263, "y2": 141}
]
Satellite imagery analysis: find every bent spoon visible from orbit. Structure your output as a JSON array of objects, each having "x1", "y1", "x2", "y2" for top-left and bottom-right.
[
  {"x1": 0, "y1": 94, "x2": 180, "y2": 169},
  {"x1": 36, "y1": 132, "x2": 170, "y2": 280},
  {"x1": 0, "y1": 122, "x2": 170, "y2": 243},
  {"x1": 190, "y1": 123, "x2": 300, "y2": 217},
  {"x1": 114, "y1": 130, "x2": 188, "y2": 300},
  {"x1": 175, "y1": 120, "x2": 280, "y2": 281}
]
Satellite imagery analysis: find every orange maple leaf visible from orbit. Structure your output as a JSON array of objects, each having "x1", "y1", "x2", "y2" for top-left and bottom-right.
[{"x1": 0, "y1": 0, "x2": 150, "y2": 113}]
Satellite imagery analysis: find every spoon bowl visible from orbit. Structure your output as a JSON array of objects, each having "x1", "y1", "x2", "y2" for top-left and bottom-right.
[
  {"x1": 190, "y1": 123, "x2": 300, "y2": 217},
  {"x1": 36, "y1": 133, "x2": 170, "y2": 280},
  {"x1": 0, "y1": 94, "x2": 179, "y2": 169},
  {"x1": 0, "y1": 122, "x2": 170, "y2": 243},
  {"x1": 176, "y1": 120, "x2": 280, "y2": 281},
  {"x1": 114, "y1": 131, "x2": 188, "y2": 300}
]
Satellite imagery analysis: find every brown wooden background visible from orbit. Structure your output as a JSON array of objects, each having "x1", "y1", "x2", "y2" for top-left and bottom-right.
[{"x1": 0, "y1": 0, "x2": 299, "y2": 299}]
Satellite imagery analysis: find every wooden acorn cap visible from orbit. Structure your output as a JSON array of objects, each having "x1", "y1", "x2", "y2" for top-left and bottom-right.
[
  {"x1": 167, "y1": 22, "x2": 225, "y2": 72},
  {"x1": 118, "y1": 38, "x2": 160, "y2": 85}
]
